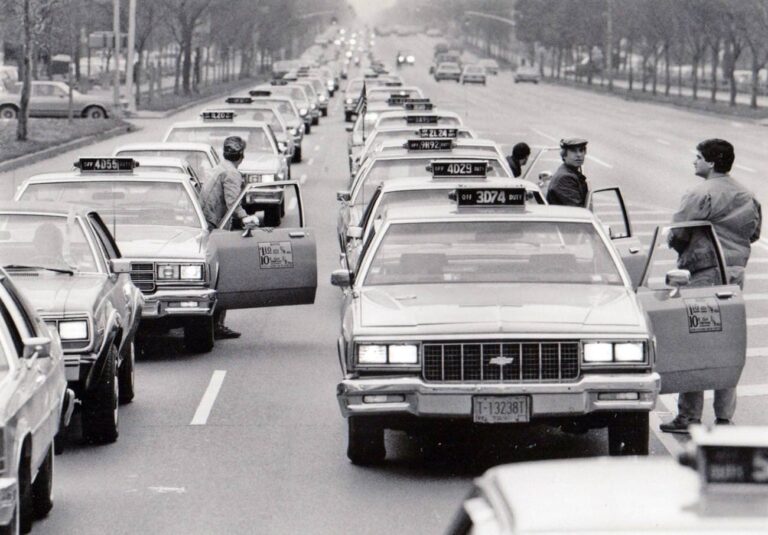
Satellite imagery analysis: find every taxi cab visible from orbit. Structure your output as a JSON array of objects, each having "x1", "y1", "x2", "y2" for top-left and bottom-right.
[
  {"x1": 112, "y1": 142, "x2": 220, "y2": 185},
  {"x1": 163, "y1": 111, "x2": 291, "y2": 184},
  {"x1": 15, "y1": 158, "x2": 318, "y2": 354},
  {"x1": 447, "y1": 426, "x2": 768, "y2": 533},
  {"x1": 0, "y1": 202, "x2": 143, "y2": 444},
  {"x1": 226, "y1": 94, "x2": 305, "y2": 163},
  {"x1": 0, "y1": 267, "x2": 72, "y2": 533},
  {"x1": 371, "y1": 109, "x2": 463, "y2": 131},
  {"x1": 126, "y1": 156, "x2": 203, "y2": 192},
  {"x1": 251, "y1": 82, "x2": 314, "y2": 133},
  {"x1": 332, "y1": 186, "x2": 745, "y2": 464}
]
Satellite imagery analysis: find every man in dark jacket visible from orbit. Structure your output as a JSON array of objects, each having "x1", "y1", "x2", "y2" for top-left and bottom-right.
[
  {"x1": 506, "y1": 142, "x2": 530, "y2": 178},
  {"x1": 545, "y1": 138, "x2": 589, "y2": 207}
]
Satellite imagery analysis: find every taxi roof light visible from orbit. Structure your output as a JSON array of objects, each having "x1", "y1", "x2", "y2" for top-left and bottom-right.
[
  {"x1": 201, "y1": 110, "x2": 236, "y2": 121},
  {"x1": 226, "y1": 97, "x2": 253, "y2": 104},
  {"x1": 75, "y1": 158, "x2": 139, "y2": 173}
]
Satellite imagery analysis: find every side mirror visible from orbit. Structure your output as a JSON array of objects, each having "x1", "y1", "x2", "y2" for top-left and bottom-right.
[
  {"x1": 666, "y1": 269, "x2": 690, "y2": 298},
  {"x1": 346, "y1": 226, "x2": 363, "y2": 240},
  {"x1": 336, "y1": 190, "x2": 351, "y2": 202},
  {"x1": 330, "y1": 269, "x2": 352, "y2": 288},
  {"x1": 110, "y1": 258, "x2": 132, "y2": 274},
  {"x1": 22, "y1": 336, "x2": 51, "y2": 359},
  {"x1": 345, "y1": 125, "x2": 353, "y2": 133}
]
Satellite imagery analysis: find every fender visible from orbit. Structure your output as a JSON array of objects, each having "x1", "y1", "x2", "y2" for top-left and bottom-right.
[
  {"x1": 83, "y1": 312, "x2": 120, "y2": 393},
  {"x1": 337, "y1": 336, "x2": 347, "y2": 377}
]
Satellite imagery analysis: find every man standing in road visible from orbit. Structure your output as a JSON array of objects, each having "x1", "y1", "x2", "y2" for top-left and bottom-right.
[
  {"x1": 201, "y1": 136, "x2": 259, "y2": 340},
  {"x1": 546, "y1": 138, "x2": 589, "y2": 207},
  {"x1": 507, "y1": 142, "x2": 531, "y2": 178},
  {"x1": 661, "y1": 138, "x2": 762, "y2": 433}
]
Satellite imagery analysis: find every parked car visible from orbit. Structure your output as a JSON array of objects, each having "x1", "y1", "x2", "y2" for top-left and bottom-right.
[
  {"x1": 0, "y1": 81, "x2": 126, "y2": 119},
  {"x1": 0, "y1": 267, "x2": 74, "y2": 533},
  {"x1": 514, "y1": 65, "x2": 541, "y2": 84}
]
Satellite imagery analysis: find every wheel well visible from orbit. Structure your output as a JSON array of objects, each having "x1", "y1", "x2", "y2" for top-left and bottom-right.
[
  {"x1": 0, "y1": 104, "x2": 19, "y2": 112},
  {"x1": 82, "y1": 105, "x2": 107, "y2": 117},
  {"x1": 19, "y1": 435, "x2": 32, "y2": 476}
]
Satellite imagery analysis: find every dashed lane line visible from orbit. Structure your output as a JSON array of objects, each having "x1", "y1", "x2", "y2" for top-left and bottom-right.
[
  {"x1": 314, "y1": 145, "x2": 320, "y2": 152},
  {"x1": 307, "y1": 157, "x2": 315, "y2": 166},
  {"x1": 586, "y1": 154, "x2": 614, "y2": 169},
  {"x1": 748, "y1": 347, "x2": 768, "y2": 358},
  {"x1": 734, "y1": 164, "x2": 756, "y2": 173},
  {"x1": 747, "y1": 317, "x2": 768, "y2": 326},
  {"x1": 190, "y1": 370, "x2": 226, "y2": 426}
]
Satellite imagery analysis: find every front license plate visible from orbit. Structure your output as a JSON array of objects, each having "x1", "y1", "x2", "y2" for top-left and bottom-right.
[{"x1": 473, "y1": 396, "x2": 529, "y2": 424}]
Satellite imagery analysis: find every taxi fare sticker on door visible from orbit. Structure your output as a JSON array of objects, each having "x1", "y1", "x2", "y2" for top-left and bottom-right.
[
  {"x1": 684, "y1": 297, "x2": 722, "y2": 333},
  {"x1": 258, "y1": 241, "x2": 293, "y2": 269}
]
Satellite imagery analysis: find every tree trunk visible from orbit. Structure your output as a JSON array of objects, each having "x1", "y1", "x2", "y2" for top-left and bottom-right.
[
  {"x1": 692, "y1": 53, "x2": 699, "y2": 100},
  {"x1": 749, "y1": 47, "x2": 760, "y2": 109},
  {"x1": 587, "y1": 47, "x2": 593, "y2": 85},
  {"x1": 664, "y1": 43, "x2": 671, "y2": 96},
  {"x1": 651, "y1": 48, "x2": 659, "y2": 95},
  {"x1": 17, "y1": 0, "x2": 32, "y2": 141},
  {"x1": 181, "y1": 24, "x2": 193, "y2": 95},
  {"x1": 710, "y1": 39, "x2": 719, "y2": 104},
  {"x1": 174, "y1": 48, "x2": 181, "y2": 95},
  {"x1": 628, "y1": 39, "x2": 634, "y2": 92}
]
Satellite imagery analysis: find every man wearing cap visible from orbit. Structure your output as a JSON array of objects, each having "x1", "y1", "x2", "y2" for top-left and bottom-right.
[
  {"x1": 201, "y1": 135, "x2": 259, "y2": 340},
  {"x1": 660, "y1": 138, "x2": 762, "y2": 433},
  {"x1": 546, "y1": 138, "x2": 589, "y2": 207}
]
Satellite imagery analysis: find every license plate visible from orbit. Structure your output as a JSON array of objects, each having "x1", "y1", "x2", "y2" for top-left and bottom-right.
[{"x1": 473, "y1": 396, "x2": 529, "y2": 424}]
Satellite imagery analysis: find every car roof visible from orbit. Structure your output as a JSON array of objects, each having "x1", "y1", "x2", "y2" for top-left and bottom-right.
[
  {"x1": 382, "y1": 203, "x2": 591, "y2": 223},
  {"x1": 0, "y1": 201, "x2": 92, "y2": 217},
  {"x1": 130, "y1": 156, "x2": 189, "y2": 168},
  {"x1": 114, "y1": 142, "x2": 216, "y2": 153},
  {"x1": 23, "y1": 170, "x2": 191, "y2": 183},
  {"x1": 368, "y1": 85, "x2": 422, "y2": 94}
]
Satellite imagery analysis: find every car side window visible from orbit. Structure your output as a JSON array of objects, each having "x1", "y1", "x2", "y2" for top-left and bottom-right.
[
  {"x1": 88, "y1": 213, "x2": 121, "y2": 259},
  {"x1": 33, "y1": 84, "x2": 53, "y2": 97},
  {"x1": 0, "y1": 281, "x2": 35, "y2": 341},
  {"x1": 0, "y1": 298, "x2": 24, "y2": 357}
]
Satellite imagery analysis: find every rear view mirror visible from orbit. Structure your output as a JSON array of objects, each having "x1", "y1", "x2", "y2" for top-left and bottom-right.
[
  {"x1": 330, "y1": 269, "x2": 352, "y2": 288},
  {"x1": 22, "y1": 336, "x2": 51, "y2": 359}
]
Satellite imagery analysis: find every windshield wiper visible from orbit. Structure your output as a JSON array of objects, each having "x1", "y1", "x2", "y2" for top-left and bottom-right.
[{"x1": 4, "y1": 264, "x2": 74, "y2": 276}]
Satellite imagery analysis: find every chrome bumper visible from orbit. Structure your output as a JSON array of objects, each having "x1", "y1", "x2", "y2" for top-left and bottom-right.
[
  {"x1": 0, "y1": 478, "x2": 16, "y2": 526},
  {"x1": 337, "y1": 373, "x2": 660, "y2": 418},
  {"x1": 141, "y1": 288, "x2": 216, "y2": 319}
]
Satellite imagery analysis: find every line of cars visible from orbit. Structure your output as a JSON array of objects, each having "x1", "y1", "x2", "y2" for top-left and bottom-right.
[
  {"x1": 0, "y1": 40, "x2": 344, "y2": 534},
  {"x1": 332, "y1": 52, "x2": 748, "y2": 470}
]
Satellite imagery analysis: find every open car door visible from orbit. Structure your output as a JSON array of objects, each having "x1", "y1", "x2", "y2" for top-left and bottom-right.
[
  {"x1": 588, "y1": 187, "x2": 645, "y2": 288},
  {"x1": 210, "y1": 181, "x2": 317, "y2": 310},
  {"x1": 636, "y1": 222, "x2": 745, "y2": 394}
]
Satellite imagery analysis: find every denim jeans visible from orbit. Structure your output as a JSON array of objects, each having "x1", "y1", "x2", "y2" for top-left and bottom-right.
[{"x1": 677, "y1": 266, "x2": 745, "y2": 421}]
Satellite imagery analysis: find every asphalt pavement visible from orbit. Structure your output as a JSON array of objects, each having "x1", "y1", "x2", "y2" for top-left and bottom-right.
[{"x1": 1, "y1": 32, "x2": 766, "y2": 534}]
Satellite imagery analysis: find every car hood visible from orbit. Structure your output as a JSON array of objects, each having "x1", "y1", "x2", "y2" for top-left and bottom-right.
[
  {"x1": 13, "y1": 273, "x2": 107, "y2": 314},
  {"x1": 358, "y1": 284, "x2": 646, "y2": 335},
  {"x1": 113, "y1": 225, "x2": 206, "y2": 258},
  {"x1": 240, "y1": 154, "x2": 282, "y2": 174}
]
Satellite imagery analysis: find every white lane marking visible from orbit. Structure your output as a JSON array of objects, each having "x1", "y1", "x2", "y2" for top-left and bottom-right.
[
  {"x1": 586, "y1": 154, "x2": 613, "y2": 169},
  {"x1": 747, "y1": 347, "x2": 768, "y2": 358},
  {"x1": 148, "y1": 486, "x2": 187, "y2": 494},
  {"x1": 299, "y1": 173, "x2": 307, "y2": 185},
  {"x1": 656, "y1": 138, "x2": 671, "y2": 146},
  {"x1": 314, "y1": 145, "x2": 320, "y2": 152},
  {"x1": 307, "y1": 157, "x2": 315, "y2": 166},
  {"x1": 748, "y1": 317, "x2": 768, "y2": 326},
  {"x1": 190, "y1": 370, "x2": 226, "y2": 426},
  {"x1": 734, "y1": 164, "x2": 756, "y2": 173},
  {"x1": 531, "y1": 128, "x2": 558, "y2": 143}
]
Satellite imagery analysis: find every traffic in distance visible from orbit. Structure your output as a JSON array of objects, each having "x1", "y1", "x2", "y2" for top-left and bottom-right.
[{"x1": 0, "y1": 17, "x2": 765, "y2": 535}]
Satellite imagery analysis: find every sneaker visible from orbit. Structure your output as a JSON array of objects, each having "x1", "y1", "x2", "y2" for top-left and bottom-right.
[
  {"x1": 214, "y1": 325, "x2": 241, "y2": 340},
  {"x1": 715, "y1": 418, "x2": 733, "y2": 425},
  {"x1": 660, "y1": 415, "x2": 701, "y2": 434}
]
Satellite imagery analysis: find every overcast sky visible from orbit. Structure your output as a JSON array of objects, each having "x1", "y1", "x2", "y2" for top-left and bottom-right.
[{"x1": 348, "y1": 0, "x2": 397, "y2": 23}]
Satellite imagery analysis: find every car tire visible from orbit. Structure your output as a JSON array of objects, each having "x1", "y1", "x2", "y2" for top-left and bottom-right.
[
  {"x1": 347, "y1": 417, "x2": 385, "y2": 465},
  {"x1": 608, "y1": 412, "x2": 649, "y2": 456},
  {"x1": 183, "y1": 316, "x2": 214, "y2": 354},
  {"x1": 19, "y1": 452, "x2": 32, "y2": 534},
  {"x1": 81, "y1": 344, "x2": 119, "y2": 444},
  {"x1": 292, "y1": 145, "x2": 302, "y2": 163},
  {"x1": 32, "y1": 446, "x2": 53, "y2": 520},
  {"x1": 118, "y1": 340, "x2": 135, "y2": 404},
  {"x1": 0, "y1": 105, "x2": 18, "y2": 120},
  {"x1": 83, "y1": 106, "x2": 107, "y2": 119},
  {"x1": 305, "y1": 122, "x2": 312, "y2": 134},
  {"x1": 311, "y1": 116, "x2": 319, "y2": 126},
  {"x1": 321, "y1": 108, "x2": 328, "y2": 117}
]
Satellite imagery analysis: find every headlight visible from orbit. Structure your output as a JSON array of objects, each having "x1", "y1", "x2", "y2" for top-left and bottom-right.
[
  {"x1": 358, "y1": 344, "x2": 387, "y2": 364},
  {"x1": 59, "y1": 320, "x2": 88, "y2": 340},
  {"x1": 299, "y1": 108, "x2": 308, "y2": 116},
  {"x1": 398, "y1": 56, "x2": 404, "y2": 62},
  {"x1": 180, "y1": 265, "x2": 203, "y2": 281},
  {"x1": 345, "y1": 98, "x2": 353, "y2": 104},
  {"x1": 156, "y1": 264, "x2": 179, "y2": 280},
  {"x1": 246, "y1": 174, "x2": 262, "y2": 183},
  {"x1": 407, "y1": 55, "x2": 415, "y2": 62},
  {"x1": 319, "y1": 95, "x2": 327, "y2": 102},
  {"x1": 311, "y1": 103, "x2": 317, "y2": 110},
  {"x1": 388, "y1": 344, "x2": 418, "y2": 364},
  {"x1": 157, "y1": 263, "x2": 204, "y2": 281},
  {"x1": 584, "y1": 342, "x2": 646, "y2": 363}
]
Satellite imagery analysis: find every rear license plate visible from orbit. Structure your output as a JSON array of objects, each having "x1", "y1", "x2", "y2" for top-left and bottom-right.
[{"x1": 473, "y1": 396, "x2": 529, "y2": 424}]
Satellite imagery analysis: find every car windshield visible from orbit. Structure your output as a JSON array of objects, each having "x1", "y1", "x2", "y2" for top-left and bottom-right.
[
  {"x1": 377, "y1": 116, "x2": 461, "y2": 129},
  {"x1": 259, "y1": 100, "x2": 299, "y2": 123},
  {"x1": 20, "y1": 181, "x2": 202, "y2": 229},
  {"x1": 166, "y1": 127, "x2": 275, "y2": 154},
  {"x1": 365, "y1": 221, "x2": 623, "y2": 286},
  {"x1": 267, "y1": 87, "x2": 309, "y2": 108},
  {"x1": 0, "y1": 214, "x2": 98, "y2": 272},
  {"x1": 353, "y1": 158, "x2": 508, "y2": 208}
]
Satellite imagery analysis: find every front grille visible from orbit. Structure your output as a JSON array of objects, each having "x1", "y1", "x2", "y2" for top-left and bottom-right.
[
  {"x1": 130, "y1": 262, "x2": 155, "y2": 293},
  {"x1": 423, "y1": 341, "x2": 580, "y2": 383}
]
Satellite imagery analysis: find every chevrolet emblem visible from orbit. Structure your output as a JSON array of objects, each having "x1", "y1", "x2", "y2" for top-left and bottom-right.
[{"x1": 489, "y1": 356, "x2": 515, "y2": 367}]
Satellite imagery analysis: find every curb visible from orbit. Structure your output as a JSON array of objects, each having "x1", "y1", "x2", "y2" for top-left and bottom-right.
[{"x1": 0, "y1": 123, "x2": 138, "y2": 174}]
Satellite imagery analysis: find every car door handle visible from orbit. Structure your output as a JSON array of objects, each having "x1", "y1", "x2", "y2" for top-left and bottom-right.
[
  {"x1": 289, "y1": 231, "x2": 306, "y2": 238},
  {"x1": 716, "y1": 291, "x2": 735, "y2": 299},
  {"x1": 628, "y1": 247, "x2": 640, "y2": 254}
]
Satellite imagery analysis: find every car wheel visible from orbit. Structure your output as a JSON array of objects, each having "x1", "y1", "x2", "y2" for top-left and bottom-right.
[
  {"x1": 608, "y1": 412, "x2": 649, "y2": 456},
  {"x1": 118, "y1": 340, "x2": 135, "y2": 404},
  {"x1": 81, "y1": 344, "x2": 119, "y2": 444},
  {"x1": 347, "y1": 417, "x2": 385, "y2": 465},
  {"x1": 31, "y1": 446, "x2": 53, "y2": 519},
  {"x1": 0, "y1": 105, "x2": 18, "y2": 120},
  {"x1": 311, "y1": 116, "x2": 319, "y2": 126},
  {"x1": 183, "y1": 316, "x2": 214, "y2": 354},
  {"x1": 83, "y1": 106, "x2": 107, "y2": 119},
  {"x1": 19, "y1": 452, "x2": 32, "y2": 534},
  {"x1": 292, "y1": 145, "x2": 302, "y2": 163},
  {"x1": 305, "y1": 122, "x2": 312, "y2": 134},
  {"x1": 321, "y1": 108, "x2": 328, "y2": 117}
]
